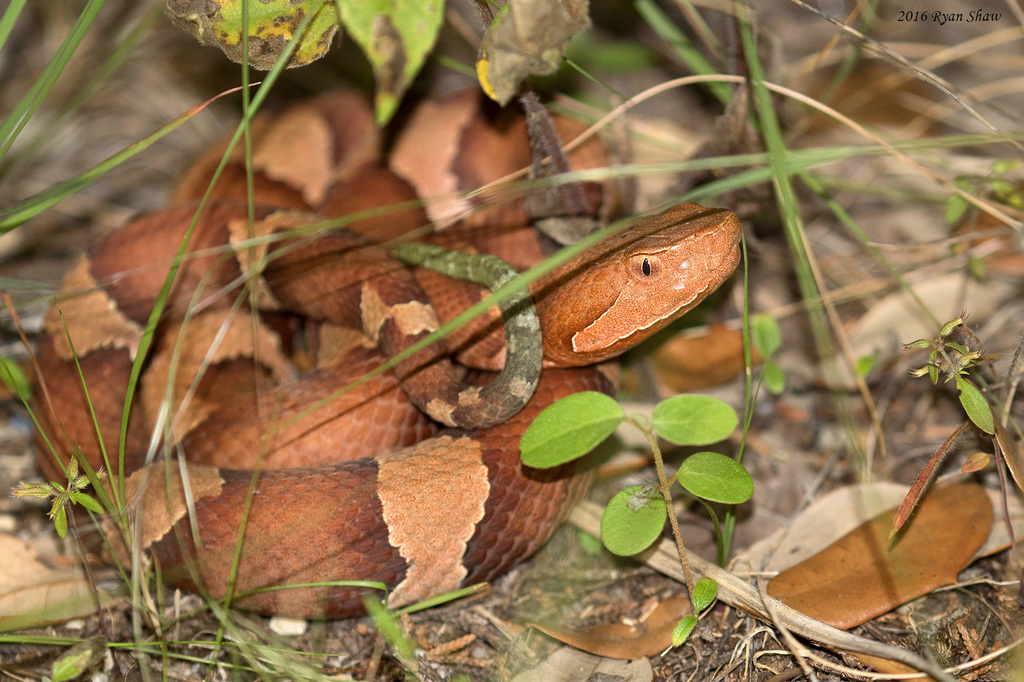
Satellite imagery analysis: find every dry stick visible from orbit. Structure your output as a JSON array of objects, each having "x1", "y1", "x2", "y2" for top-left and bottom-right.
[
  {"x1": 520, "y1": 90, "x2": 593, "y2": 219},
  {"x1": 569, "y1": 500, "x2": 955, "y2": 682}
]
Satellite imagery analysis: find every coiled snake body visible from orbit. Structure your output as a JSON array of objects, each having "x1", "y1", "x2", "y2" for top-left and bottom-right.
[{"x1": 33, "y1": 95, "x2": 742, "y2": 618}]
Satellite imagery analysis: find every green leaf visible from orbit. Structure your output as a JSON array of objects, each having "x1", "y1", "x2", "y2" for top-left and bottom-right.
[
  {"x1": 600, "y1": 485, "x2": 666, "y2": 556},
  {"x1": 520, "y1": 392, "x2": 624, "y2": 468},
  {"x1": 761, "y1": 361, "x2": 785, "y2": 395},
  {"x1": 52, "y1": 504, "x2": 68, "y2": 539},
  {"x1": 69, "y1": 492, "x2": 104, "y2": 514},
  {"x1": 338, "y1": 0, "x2": 444, "y2": 124},
  {"x1": 692, "y1": 577, "x2": 718, "y2": 613},
  {"x1": 990, "y1": 178, "x2": 1015, "y2": 199},
  {"x1": 991, "y1": 159, "x2": 1022, "y2": 175},
  {"x1": 671, "y1": 615, "x2": 697, "y2": 647},
  {"x1": 967, "y1": 254, "x2": 987, "y2": 281},
  {"x1": 940, "y1": 317, "x2": 964, "y2": 337},
  {"x1": 51, "y1": 636, "x2": 106, "y2": 682},
  {"x1": 751, "y1": 313, "x2": 782, "y2": 357},
  {"x1": 855, "y1": 355, "x2": 877, "y2": 379},
  {"x1": 0, "y1": 355, "x2": 30, "y2": 400},
  {"x1": 165, "y1": 0, "x2": 340, "y2": 70},
  {"x1": 944, "y1": 194, "x2": 969, "y2": 225},
  {"x1": 677, "y1": 452, "x2": 754, "y2": 504},
  {"x1": 956, "y1": 376, "x2": 994, "y2": 435},
  {"x1": 576, "y1": 530, "x2": 603, "y2": 555},
  {"x1": 651, "y1": 395, "x2": 738, "y2": 446}
]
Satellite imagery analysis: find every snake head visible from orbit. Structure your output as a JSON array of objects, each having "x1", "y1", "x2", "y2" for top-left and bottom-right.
[{"x1": 538, "y1": 202, "x2": 742, "y2": 366}]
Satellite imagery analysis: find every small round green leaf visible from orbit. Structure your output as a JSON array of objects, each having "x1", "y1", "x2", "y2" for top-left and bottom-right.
[
  {"x1": 762, "y1": 361, "x2": 785, "y2": 395},
  {"x1": 671, "y1": 615, "x2": 697, "y2": 647},
  {"x1": 855, "y1": 355, "x2": 877, "y2": 379},
  {"x1": 576, "y1": 530, "x2": 603, "y2": 556},
  {"x1": 991, "y1": 178, "x2": 1016, "y2": 198},
  {"x1": 752, "y1": 313, "x2": 782, "y2": 357},
  {"x1": 991, "y1": 159, "x2": 1023, "y2": 175},
  {"x1": 521, "y1": 392, "x2": 624, "y2": 468},
  {"x1": 651, "y1": 395, "x2": 738, "y2": 446},
  {"x1": 956, "y1": 376, "x2": 995, "y2": 435},
  {"x1": 600, "y1": 485, "x2": 666, "y2": 556},
  {"x1": 692, "y1": 577, "x2": 718, "y2": 613},
  {"x1": 967, "y1": 254, "x2": 987, "y2": 281},
  {"x1": 944, "y1": 194, "x2": 969, "y2": 225},
  {"x1": 678, "y1": 452, "x2": 754, "y2": 504}
]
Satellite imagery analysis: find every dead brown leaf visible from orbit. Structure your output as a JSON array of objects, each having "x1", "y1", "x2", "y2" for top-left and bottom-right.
[
  {"x1": 529, "y1": 595, "x2": 691, "y2": 659},
  {"x1": 962, "y1": 451, "x2": 991, "y2": 474},
  {"x1": 994, "y1": 420, "x2": 1024, "y2": 496},
  {"x1": 650, "y1": 324, "x2": 747, "y2": 393},
  {"x1": 767, "y1": 482, "x2": 992, "y2": 629},
  {"x1": 0, "y1": 534, "x2": 114, "y2": 632},
  {"x1": 891, "y1": 421, "x2": 970, "y2": 536}
]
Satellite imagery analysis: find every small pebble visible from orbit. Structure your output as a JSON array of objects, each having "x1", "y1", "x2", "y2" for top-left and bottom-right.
[{"x1": 268, "y1": 616, "x2": 308, "y2": 636}]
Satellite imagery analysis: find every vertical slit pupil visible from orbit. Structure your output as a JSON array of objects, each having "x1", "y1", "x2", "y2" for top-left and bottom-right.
[{"x1": 642, "y1": 258, "x2": 651, "y2": 276}]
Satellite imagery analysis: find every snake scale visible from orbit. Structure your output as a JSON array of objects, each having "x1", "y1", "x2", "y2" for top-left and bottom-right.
[{"x1": 33, "y1": 91, "x2": 742, "y2": 618}]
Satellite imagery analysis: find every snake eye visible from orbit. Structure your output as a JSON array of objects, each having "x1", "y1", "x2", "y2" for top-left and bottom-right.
[{"x1": 634, "y1": 255, "x2": 658, "y2": 278}]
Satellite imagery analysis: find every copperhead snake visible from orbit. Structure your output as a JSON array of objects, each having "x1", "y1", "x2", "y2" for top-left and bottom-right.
[{"x1": 33, "y1": 91, "x2": 742, "y2": 618}]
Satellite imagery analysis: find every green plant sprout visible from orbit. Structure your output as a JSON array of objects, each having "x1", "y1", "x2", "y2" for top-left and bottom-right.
[
  {"x1": 520, "y1": 391, "x2": 749, "y2": 648},
  {"x1": 905, "y1": 315, "x2": 994, "y2": 435},
  {"x1": 945, "y1": 160, "x2": 1024, "y2": 283},
  {"x1": 945, "y1": 159, "x2": 1024, "y2": 226},
  {"x1": 11, "y1": 455, "x2": 105, "y2": 539}
]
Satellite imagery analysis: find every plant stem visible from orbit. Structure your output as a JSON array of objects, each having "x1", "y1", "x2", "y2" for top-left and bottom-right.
[
  {"x1": 67, "y1": 504, "x2": 122, "y2": 678},
  {"x1": 632, "y1": 416, "x2": 696, "y2": 599}
]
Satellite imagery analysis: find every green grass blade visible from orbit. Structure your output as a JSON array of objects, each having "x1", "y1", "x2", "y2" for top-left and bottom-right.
[
  {"x1": 634, "y1": 0, "x2": 731, "y2": 105},
  {"x1": 0, "y1": 0, "x2": 106, "y2": 163},
  {"x1": 738, "y1": 12, "x2": 868, "y2": 490},
  {"x1": 0, "y1": 6, "x2": 164, "y2": 184},
  {"x1": 0, "y1": 86, "x2": 248, "y2": 233},
  {"x1": 0, "y1": 0, "x2": 28, "y2": 52}
]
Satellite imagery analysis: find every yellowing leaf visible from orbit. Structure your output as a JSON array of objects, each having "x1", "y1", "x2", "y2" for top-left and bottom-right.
[{"x1": 165, "y1": 0, "x2": 341, "y2": 70}]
